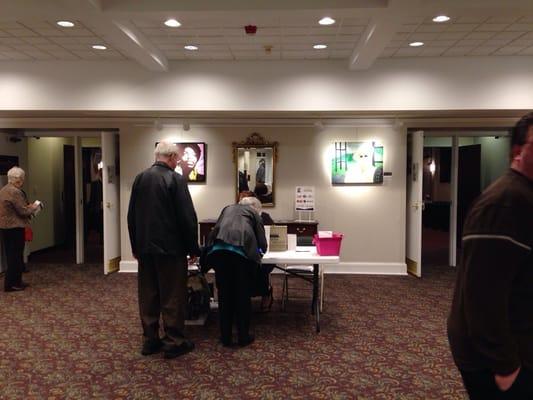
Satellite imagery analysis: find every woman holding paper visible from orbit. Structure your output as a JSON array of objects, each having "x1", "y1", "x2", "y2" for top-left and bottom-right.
[
  {"x1": 204, "y1": 196, "x2": 267, "y2": 347},
  {"x1": 0, "y1": 167, "x2": 40, "y2": 292}
]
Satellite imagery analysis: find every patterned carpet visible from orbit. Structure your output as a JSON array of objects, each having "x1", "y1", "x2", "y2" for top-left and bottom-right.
[{"x1": 0, "y1": 263, "x2": 467, "y2": 399}]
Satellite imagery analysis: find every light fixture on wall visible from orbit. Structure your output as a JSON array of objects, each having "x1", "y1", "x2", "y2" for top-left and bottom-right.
[
  {"x1": 183, "y1": 121, "x2": 190, "y2": 131},
  {"x1": 429, "y1": 159, "x2": 436, "y2": 175},
  {"x1": 154, "y1": 119, "x2": 163, "y2": 131}
]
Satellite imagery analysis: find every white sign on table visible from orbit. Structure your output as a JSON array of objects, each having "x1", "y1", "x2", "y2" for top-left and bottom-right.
[{"x1": 295, "y1": 186, "x2": 315, "y2": 211}]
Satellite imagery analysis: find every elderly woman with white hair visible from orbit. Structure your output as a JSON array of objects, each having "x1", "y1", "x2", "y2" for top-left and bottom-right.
[
  {"x1": 0, "y1": 167, "x2": 39, "y2": 292},
  {"x1": 204, "y1": 196, "x2": 268, "y2": 347}
]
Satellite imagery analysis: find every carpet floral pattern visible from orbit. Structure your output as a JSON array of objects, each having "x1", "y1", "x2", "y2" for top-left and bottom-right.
[{"x1": 0, "y1": 263, "x2": 467, "y2": 399}]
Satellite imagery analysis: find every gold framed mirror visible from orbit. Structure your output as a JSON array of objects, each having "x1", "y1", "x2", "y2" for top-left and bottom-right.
[{"x1": 233, "y1": 133, "x2": 278, "y2": 207}]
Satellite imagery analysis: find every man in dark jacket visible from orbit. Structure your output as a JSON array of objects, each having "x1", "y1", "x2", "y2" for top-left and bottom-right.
[
  {"x1": 128, "y1": 141, "x2": 200, "y2": 359},
  {"x1": 447, "y1": 112, "x2": 533, "y2": 399}
]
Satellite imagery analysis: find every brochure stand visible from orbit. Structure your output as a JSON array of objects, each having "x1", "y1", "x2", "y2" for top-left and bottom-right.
[
  {"x1": 296, "y1": 210, "x2": 314, "y2": 223},
  {"x1": 295, "y1": 186, "x2": 315, "y2": 222}
]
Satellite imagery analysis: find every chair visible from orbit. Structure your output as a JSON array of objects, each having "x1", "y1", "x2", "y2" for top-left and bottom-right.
[{"x1": 280, "y1": 236, "x2": 325, "y2": 312}]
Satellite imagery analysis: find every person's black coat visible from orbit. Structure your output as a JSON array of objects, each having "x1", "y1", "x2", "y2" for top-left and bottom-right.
[
  {"x1": 206, "y1": 204, "x2": 267, "y2": 263},
  {"x1": 260, "y1": 212, "x2": 274, "y2": 226},
  {"x1": 127, "y1": 161, "x2": 200, "y2": 257}
]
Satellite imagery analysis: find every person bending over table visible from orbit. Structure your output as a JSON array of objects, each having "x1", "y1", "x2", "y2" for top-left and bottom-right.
[
  {"x1": 204, "y1": 196, "x2": 267, "y2": 347},
  {"x1": 238, "y1": 191, "x2": 275, "y2": 312}
]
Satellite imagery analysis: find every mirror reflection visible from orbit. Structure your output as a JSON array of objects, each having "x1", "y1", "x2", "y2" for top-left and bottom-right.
[{"x1": 234, "y1": 133, "x2": 277, "y2": 207}]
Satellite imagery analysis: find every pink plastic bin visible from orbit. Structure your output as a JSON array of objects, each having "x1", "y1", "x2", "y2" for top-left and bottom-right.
[{"x1": 313, "y1": 233, "x2": 343, "y2": 256}]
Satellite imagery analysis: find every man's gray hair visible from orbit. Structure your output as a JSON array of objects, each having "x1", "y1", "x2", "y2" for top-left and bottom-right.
[
  {"x1": 154, "y1": 141, "x2": 178, "y2": 159},
  {"x1": 7, "y1": 166, "x2": 25, "y2": 184},
  {"x1": 239, "y1": 196, "x2": 262, "y2": 214}
]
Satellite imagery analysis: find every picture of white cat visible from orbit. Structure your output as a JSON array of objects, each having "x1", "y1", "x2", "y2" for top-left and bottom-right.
[{"x1": 331, "y1": 141, "x2": 383, "y2": 184}]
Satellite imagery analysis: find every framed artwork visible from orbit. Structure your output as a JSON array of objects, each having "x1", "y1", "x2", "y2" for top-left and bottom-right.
[
  {"x1": 331, "y1": 141, "x2": 383, "y2": 184},
  {"x1": 155, "y1": 142, "x2": 206, "y2": 183},
  {"x1": 175, "y1": 142, "x2": 206, "y2": 183},
  {"x1": 233, "y1": 133, "x2": 277, "y2": 206}
]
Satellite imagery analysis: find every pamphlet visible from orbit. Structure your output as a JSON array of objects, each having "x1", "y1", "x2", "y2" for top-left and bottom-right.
[
  {"x1": 318, "y1": 230, "x2": 333, "y2": 238},
  {"x1": 32, "y1": 200, "x2": 43, "y2": 216}
]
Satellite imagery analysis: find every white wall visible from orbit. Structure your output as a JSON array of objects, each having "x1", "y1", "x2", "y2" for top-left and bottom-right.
[
  {"x1": 1, "y1": 57, "x2": 533, "y2": 111},
  {"x1": 1, "y1": 56, "x2": 527, "y2": 273},
  {"x1": 120, "y1": 125, "x2": 406, "y2": 274}
]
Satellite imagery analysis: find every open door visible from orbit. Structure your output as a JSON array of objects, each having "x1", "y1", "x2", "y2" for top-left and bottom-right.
[
  {"x1": 406, "y1": 130, "x2": 424, "y2": 277},
  {"x1": 75, "y1": 137, "x2": 85, "y2": 264},
  {"x1": 101, "y1": 131, "x2": 120, "y2": 274},
  {"x1": 64, "y1": 145, "x2": 76, "y2": 257}
]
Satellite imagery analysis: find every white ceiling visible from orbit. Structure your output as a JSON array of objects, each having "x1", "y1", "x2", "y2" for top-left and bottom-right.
[{"x1": 1, "y1": 0, "x2": 533, "y2": 70}]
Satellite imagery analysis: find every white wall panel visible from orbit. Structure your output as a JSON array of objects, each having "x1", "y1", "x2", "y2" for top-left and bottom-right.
[
  {"x1": 120, "y1": 125, "x2": 406, "y2": 273},
  {"x1": 0, "y1": 57, "x2": 532, "y2": 111}
]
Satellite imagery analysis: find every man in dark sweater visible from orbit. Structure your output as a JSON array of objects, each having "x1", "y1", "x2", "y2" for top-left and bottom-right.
[
  {"x1": 128, "y1": 141, "x2": 200, "y2": 359},
  {"x1": 447, "y1": 112, "x2": 533, "y2": 399}
]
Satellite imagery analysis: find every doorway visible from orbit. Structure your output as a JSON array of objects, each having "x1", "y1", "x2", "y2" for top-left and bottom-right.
[
  {"x1": 27, "y1": 137, "x2": 103, "y2": 265},
  {"x1": 82, "y1": 147, "x2": 103, "y2": 264},
  {"x1": 419, "y1": 135, "x2": 509, "y2": 273},
  {"x1": 421, "y1": 145, "x2": 452, "y2": 269},
  {"x1": 27, "y1": 140, "x2": 77, "y2": 264}
]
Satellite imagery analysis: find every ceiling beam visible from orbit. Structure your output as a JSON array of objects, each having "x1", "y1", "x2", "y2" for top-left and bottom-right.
[
  {"x1": 59, "y1": 0, "x2": 169, "y2": 72},
  {"x1": 348, "y1": 15, "x2": 399, "y2": 71},
  {"x1": 348, "y1": 0, "x2": 423, "y2": 71}
]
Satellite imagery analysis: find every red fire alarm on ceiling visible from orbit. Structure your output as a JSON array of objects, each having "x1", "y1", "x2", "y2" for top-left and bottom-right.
[{"x1": 244, "y1": 25, "x2": 257, "y2": 35}]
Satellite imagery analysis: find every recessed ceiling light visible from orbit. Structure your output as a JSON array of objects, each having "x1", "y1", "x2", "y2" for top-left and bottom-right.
[
  {"x1": 184, "y1": 45, "x2": 198, "y2": 51},
  {"x1": 433, "y1": 15, "x2": 451, "y2": 23},
  {"x1": 92, "y1": 45, "x2": 107, "y2": 50},
  {"x1": 409, "y1": 41, "x2": 424, "y2": 47},
  {"x1": 313, "y1": 44, "x2": 328, "y2": 49},
  {"x1": 164, "y1": 19, "x2": 181, "y2": 28},
  {"x1": 57, "y1": 21, "x2": 75, "y2": 28},
  {"x1": 318, "y1": 17, "x2": 335, "y2": 25}
]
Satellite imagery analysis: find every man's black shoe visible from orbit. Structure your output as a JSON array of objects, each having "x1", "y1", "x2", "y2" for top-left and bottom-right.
[
  {"x1": 5, "y1": 286, "x2": 25, "y2": 292},
  {"x1": 141, "y1": 339, "x2": 163, "y2": 356},
  {"x1": 163, "y1": 340, "x2": 195, "y2": 359},
  {"x1": 237, "y1": 334, "x2": 255, "y2": 347},
  {"x1": 219, "y1": 337, "x2": 234, "y2": 347}
]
